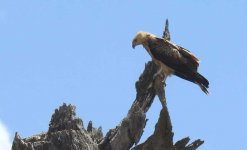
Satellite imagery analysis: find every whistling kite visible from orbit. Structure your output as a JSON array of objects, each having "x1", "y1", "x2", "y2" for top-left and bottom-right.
[{"x1": 132, "y1": 31, "x2": 209, "y2": 94}]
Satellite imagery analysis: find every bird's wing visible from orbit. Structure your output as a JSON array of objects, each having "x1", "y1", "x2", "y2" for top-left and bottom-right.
[
  {"x1": 167, "y1": 39, "x2": 199, "y2": 61},
  {"x1": 147, "y1": 37, "x2": 199, "y2": 72},
  {"x1": 146, "y1": 37, "x2": 209, "y2": 93}
]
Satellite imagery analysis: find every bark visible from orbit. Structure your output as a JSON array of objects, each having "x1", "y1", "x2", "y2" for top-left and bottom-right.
[
  {"x1": 98, "y1": 61, "x2": 158, "y2": 150},
  {"x1": 163, "y1": 19, "x2": 171, "y2": 41},
  {"x1": 12, "y1": 104, "x2": 102, "y2": 150}
]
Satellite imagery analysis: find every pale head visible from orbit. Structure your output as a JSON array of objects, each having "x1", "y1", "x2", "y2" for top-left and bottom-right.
[{"x1": 132, "y1": 31, "x2": 155, "y2": 49}]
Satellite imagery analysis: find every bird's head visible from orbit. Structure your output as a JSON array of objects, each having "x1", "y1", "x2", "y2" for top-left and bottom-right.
[{"x1": 132, "y1": 31, "x2": 151, "y2": 49}]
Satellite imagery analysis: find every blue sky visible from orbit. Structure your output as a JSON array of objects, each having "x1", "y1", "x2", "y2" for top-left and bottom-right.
[{"x1": 0, "y1": 1, "x2": 247, "y2": 150}]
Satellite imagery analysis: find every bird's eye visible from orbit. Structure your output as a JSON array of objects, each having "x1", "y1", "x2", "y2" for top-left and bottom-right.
[{"x1": 134, "y1": 39, "x2": 137, "y2": 42}]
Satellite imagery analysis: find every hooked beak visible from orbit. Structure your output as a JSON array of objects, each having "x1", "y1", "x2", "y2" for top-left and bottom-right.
[{"x1": 132, "y1": 41, "x2": 137, "y2": 49}]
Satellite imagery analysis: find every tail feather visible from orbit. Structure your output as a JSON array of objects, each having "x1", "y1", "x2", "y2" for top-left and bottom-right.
[
  {"x1": 198, "y1": 83, "x2": 209, "y2": 94},
  {"x1": 194, "y1": 72, "x2": 209, "y2": 88},
  {"x1": 195, "y1": 73, "x2": 209, "y2": 94},
  {"x1": 174, "y1": 71, "x2": 209, "y2": 94}
]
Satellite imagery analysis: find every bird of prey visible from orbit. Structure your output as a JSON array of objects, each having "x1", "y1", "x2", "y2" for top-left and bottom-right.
[{"x1": 132, "y1": 31, "x2": 209, "y2": 94}]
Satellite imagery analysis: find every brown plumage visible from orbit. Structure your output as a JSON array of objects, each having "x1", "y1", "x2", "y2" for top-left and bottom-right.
[{"x1": 132, "y1": 31, "x2": 209, "y2": 94}]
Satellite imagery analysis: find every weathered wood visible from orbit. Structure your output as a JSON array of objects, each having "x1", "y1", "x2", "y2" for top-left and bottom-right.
[
  {"x1": 132, "y1": 106, "x2": 173, "y2": 150},
  {"x1": 12, "y1": 104, "x2": 102, "y2": 150},
  {"x1": 163, "y1": 19, "x2": 171, "y2": 40},
  {"x1": 98, "y1": 61, "x2": 158, "y2": 150}
]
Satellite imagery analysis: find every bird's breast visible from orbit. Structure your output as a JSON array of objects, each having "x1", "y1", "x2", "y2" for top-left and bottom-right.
[
  {"x1": 143, "y1": 43, "x2": 174, "y2": 75},
  {"x1": 153, "y1": 59, "x2": 174, "y2": 76}
]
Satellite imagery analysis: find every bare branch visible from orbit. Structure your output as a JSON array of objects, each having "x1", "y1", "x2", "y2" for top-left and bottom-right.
[
  {"x1": 98, "y1": 61, "x2": 158, "y2": 150},
  {"x1": 163, "y1": 19, "x2": 171, "y2": 40}
]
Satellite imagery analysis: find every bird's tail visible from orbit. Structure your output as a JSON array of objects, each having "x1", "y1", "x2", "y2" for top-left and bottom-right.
[
  {"x1": 174, "y1": 71, "x2": 209, "y2": 94},
  {"x1": 194, "y1": 72, "x2": 209, "y2": 94}
]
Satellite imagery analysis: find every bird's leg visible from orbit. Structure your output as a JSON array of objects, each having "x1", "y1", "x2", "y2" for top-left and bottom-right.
[
  {"x1": 147, "y1": 68, "x2": 165, "y2": 90},
  {"x1": 154, "y1": 74, "x2": 167, "y2": 108},
  {"x1": 153, "y1": 67, "x2": 163, "y2": 80},
  {"x1": 162, "y1": 76, "x2": 167, "y2": 87}
]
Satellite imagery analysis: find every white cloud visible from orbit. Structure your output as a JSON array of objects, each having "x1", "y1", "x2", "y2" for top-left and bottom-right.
[{"x1": 0, "y1": 120, "x2": 11, "y2": 150}]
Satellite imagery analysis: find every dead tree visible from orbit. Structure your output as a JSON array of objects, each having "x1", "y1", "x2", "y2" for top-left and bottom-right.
[
  {"x1": 99, "y1": 19, "x2": 204, "y2": 150},
  {"x1": 12, "y1": 20, "x2": 204, "y2": 150}
]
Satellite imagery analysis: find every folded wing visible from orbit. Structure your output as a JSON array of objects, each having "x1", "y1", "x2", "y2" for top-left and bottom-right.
[{"x1": 147, "y1": 37, "x2": 209, "y2": 93}]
